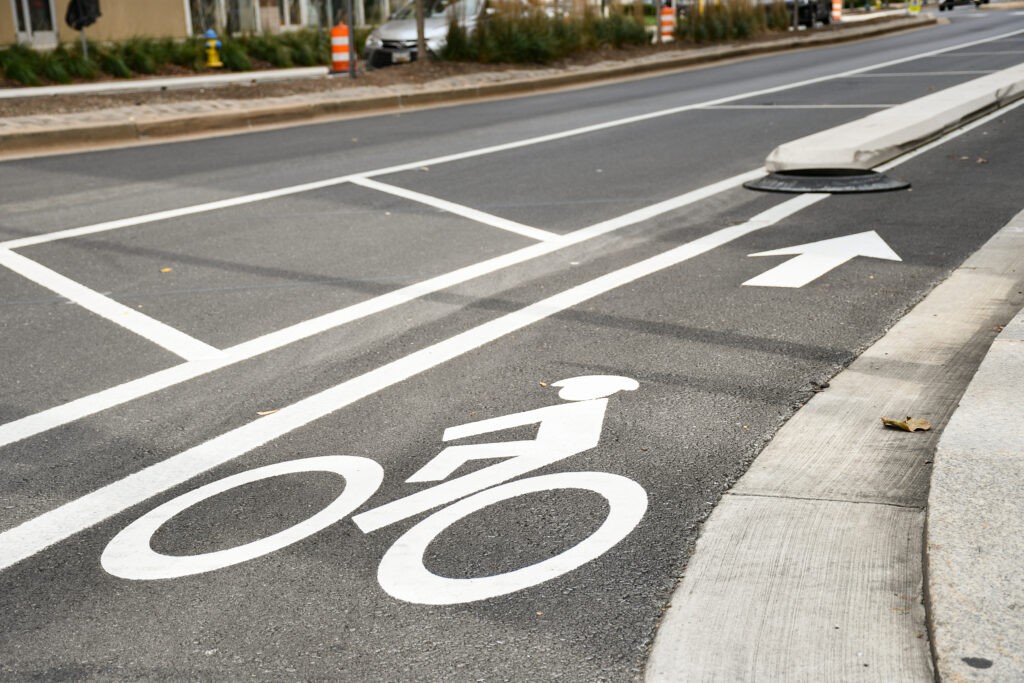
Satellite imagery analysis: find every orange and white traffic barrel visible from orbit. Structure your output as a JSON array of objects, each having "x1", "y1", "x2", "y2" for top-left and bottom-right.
[
  {"x1": 331, "y1": 22, "x2": 352, "y2": 74},
  {"x1": 660, "y1": 5, "x2": 675, "y2": 41},
  {"x1": 831, "y1": 0, "x2": 842, "y2": 22}
]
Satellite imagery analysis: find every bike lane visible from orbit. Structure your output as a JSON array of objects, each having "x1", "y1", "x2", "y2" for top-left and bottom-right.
[{"x1": 2, "y1": 102, "x2": 1023, "y2": 680}]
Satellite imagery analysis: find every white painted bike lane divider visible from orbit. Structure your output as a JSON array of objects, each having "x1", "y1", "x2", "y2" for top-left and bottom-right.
[
  {"x1": 0, "y1": 192, "x2": 826, "y2": 574},
  {"x1": 0, "y1": 169, "x2": 762, "y2": 449}
]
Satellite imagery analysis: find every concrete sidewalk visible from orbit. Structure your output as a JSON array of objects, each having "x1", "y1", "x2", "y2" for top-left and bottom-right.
[{"x1": 0, "y1": 14, "x2": 935, "y2": 157}]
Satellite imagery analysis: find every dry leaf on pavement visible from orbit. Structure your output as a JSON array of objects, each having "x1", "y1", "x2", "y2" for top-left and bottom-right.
[{"x1": 881, "y1": 416, "x2": 931, "y2": 432}]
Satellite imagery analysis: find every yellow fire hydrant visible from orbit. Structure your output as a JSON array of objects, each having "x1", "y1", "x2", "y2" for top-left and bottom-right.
[{"x1": 204, "y1": 29, "x2": 223, "y2": 68}]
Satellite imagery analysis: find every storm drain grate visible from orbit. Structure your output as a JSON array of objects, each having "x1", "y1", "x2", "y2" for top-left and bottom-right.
[{"x1": 744, "y1": 169, "x2": 910, "y2": 194}]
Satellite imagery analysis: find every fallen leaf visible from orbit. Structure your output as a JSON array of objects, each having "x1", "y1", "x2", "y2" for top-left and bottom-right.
[
  {"x1": 160, "y1": 267, "x2": 173, "y2": 273},
  {"x1": 881, "y1": 416, "x2": 931, "y2": 432},
  {"x1": 256, "y1": 409, "x2": 278, "y2": 416},
  {"x1": 539, "y1": 381, "x2": 549, "y2": 387}
]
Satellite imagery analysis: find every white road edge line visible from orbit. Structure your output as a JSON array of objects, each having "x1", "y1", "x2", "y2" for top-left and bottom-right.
[
  {"x1": 349, "y1": 177, "x2": 559, "y2": 242},
  {"x1": 0, "y1": 168, "x2": 764, "y2": 449},
  {"x1": 0, "y1": 249, "x2": 219, "y2": 362},
  {"x1": 0, "y1": 192, "x2": 826, "y2": 573},
  {"x1": 1, "y1": 27, "x2": 1020, "y2": 252}
]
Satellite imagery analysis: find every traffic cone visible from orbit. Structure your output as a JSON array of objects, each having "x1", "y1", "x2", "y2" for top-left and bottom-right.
[
  {"x1": 331, "y1": 22, "x2": 352, "y2": 74},
  {"x1": 660, "y1": 5, "x2": 675, "y2": 42}
]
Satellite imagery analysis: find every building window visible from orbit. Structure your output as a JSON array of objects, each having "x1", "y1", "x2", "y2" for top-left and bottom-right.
[{"x1": 11, "y1": 0, "x2": 57, "y2": 45}]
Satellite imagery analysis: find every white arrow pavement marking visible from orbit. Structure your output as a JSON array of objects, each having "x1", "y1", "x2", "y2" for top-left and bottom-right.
[{"x1": 742, "y1": 230, "x2": 901, "y2": 288}]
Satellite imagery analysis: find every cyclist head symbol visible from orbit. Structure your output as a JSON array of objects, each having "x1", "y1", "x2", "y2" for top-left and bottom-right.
[{"x1": 552, "y1": 375, "x2": 639, "y2": 401}]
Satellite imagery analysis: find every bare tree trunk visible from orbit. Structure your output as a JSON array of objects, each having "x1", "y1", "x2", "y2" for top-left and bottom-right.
[{"x1": 416, "y1": 0, "x2": 427, "y2": 60}]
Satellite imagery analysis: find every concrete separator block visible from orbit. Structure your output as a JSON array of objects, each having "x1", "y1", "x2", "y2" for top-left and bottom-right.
[{"x1": 766, "y1": 63, "x2": 1024, "y2": 171}]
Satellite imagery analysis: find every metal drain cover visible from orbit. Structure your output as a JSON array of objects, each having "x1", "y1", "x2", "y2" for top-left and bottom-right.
[{"x1": 744, "y1": 169, "x2": 910, "y2": 194}]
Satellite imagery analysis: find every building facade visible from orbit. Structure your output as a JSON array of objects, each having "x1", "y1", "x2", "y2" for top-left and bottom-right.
[{"x1": 1, "y1": 0, "x2": 341, "y2": 48}]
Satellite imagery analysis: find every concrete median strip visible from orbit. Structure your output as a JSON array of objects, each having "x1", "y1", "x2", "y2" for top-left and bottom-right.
[{"x1": 766, "y1": 62, "x2": 1024, "y2": 171}]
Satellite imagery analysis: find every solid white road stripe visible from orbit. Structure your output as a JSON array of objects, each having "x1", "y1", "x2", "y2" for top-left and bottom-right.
[
  {"x1": 0, "y1": 249, "x2": 219, "y2": 361},
  {"x1": 848, "y1": 71, "x2": 996, "y2": 76},
  {"x1": 1, "y1": 28, "x2": 1020, "y2": 252},
  {"x1": 350, "y1": 177, "x2": 559, "y2": 242},
  {"x1": 0, "y1": 193, "x2": 825, "y2": 573},
  {"x1": 702, "y1": 104, "x2": 894, "y2": 109},
  {"x1": 0, "y1": 175, "x2": 360, "y2": 251},
  {"x1": 0, "y1": 169, "x2": 764, "y2": 449}
]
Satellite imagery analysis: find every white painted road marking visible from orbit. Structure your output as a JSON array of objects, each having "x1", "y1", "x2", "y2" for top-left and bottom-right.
[
  {"x1": 0, "y1": 169, "x2": 762, "y2": 450},
  {"x1": 349, "y1": 177, "x2": 559, "y2": 242},
  {"x1": 0, "y1": 249, "x2": 220, "y2": 361},
  {"x1": 101, "y1": 456, "x2": 384, "y2": 580},
  {"x1": 0, "y1": 192, "x2": 826, "y2": 573},
  {"x1": 743, "y1": 231, "x2": 902, "y2": 288},
  {"x1": 103, "y1": 376, "x2": 645, "y2": 604}
]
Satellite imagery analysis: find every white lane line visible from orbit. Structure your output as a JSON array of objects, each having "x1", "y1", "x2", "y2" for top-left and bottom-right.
[
  {"x1": 2, "y1": 28, "x2": 1021, "y2": 252},
  {"x1": 0, "y1": 169, "x2": 764, "y2": 449},
  {"x1": 0, "y1": 249, "x2": 219, "y2": 362},
  {"x1": 935, "y1": 50, "x2": 1024, "y2": 55},
  {"x1": 0, "y1": 193, "x2": 826, "y2": 573},
  {"x1": 701, "y1": 104, "x2": 895, "y2": 109},
  {"x1": 0, "y1": 175, "x2": 359, "y2": 251},
  {"x1": 848, "y1": 70, "x2": 997, "y2": 76},
  {"x1": 349, "y1": 177, "x2": 559, "y2": 242}
]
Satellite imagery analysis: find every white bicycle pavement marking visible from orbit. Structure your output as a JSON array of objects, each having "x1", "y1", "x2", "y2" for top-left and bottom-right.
[
  {"x1": 1, "y1": 27, "x2": 1019, "y2": 253},
  {"x1": 102, "y1": 376, "x2": 644, "y2": 605},
  {"x1": 0, "y1": 192, "x2": 824, "y2": 574},
  {"x1": 0, "y1": 169, "x2": 761, "y2": 449}
]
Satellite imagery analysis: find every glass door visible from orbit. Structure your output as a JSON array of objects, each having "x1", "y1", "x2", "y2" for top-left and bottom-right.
[{"x1": 11, "y1": 0, "x2": 57, "y2": 47}]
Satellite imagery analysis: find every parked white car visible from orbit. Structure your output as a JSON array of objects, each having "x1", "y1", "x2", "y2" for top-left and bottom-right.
[{"x1": 363, "y1": 0, "x2": 485, "y2": 68}]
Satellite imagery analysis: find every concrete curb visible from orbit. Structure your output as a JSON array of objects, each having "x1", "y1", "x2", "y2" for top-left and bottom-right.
[
  {"x1": 766, "y1": 62, "x2": 1024, "y2": 171},
  {"x1": 926, "y1": 210, "x2": 1024, "y2": 682},
  {"x1": 0, "y1": 15, "x2": 935, "y2": 156},
  {"x1": 0, "y1": 66, "x2": 330, "y2": 99},
  {"x1": 645, "y1": 210, "x2": 1024, "y2": 681}
]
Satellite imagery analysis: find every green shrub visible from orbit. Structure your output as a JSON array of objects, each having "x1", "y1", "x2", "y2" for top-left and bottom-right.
[
  {"x1": 40, "y1": 53, "x2": 71, "y2": 83},
  {"x1": 443, "y1": 8, "x2": 646, "y2": 65},
  {"x1": 220, "y1": 40, "x2": 252, "y2": 70},
  {"x1": 766, "y1": 0, "x2": 791, "y2": 29},
  {"x1": 679, "y1": 0, "x2": 774, "y2": 43},
  {"x1": 98, "y1": 49, "x2": 132, "y2": 78},
  {"x1": 121, "y1": 38, "x2": 160, "y2": 74},
  {"x1": 0, "y1": 45, "x2": 43, "y2": 85}
]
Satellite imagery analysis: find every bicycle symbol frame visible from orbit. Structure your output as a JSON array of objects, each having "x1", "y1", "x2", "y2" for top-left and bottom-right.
[{"x1": 101, "y1": 375, "x2": 647, "y2": 605}]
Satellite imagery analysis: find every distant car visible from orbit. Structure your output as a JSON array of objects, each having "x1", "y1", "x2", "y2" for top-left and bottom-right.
[
  {"x1": 363, "y1": 0, "x2": 485, "y2": 68},
  {"x1": 939, "y1": 0, "x2": 988, "y2": 10}
]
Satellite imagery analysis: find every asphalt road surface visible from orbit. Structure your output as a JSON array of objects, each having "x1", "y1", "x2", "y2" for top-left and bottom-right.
[{"x1": 2, "y1": 10, "x2": 1023, "y2": 680}]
